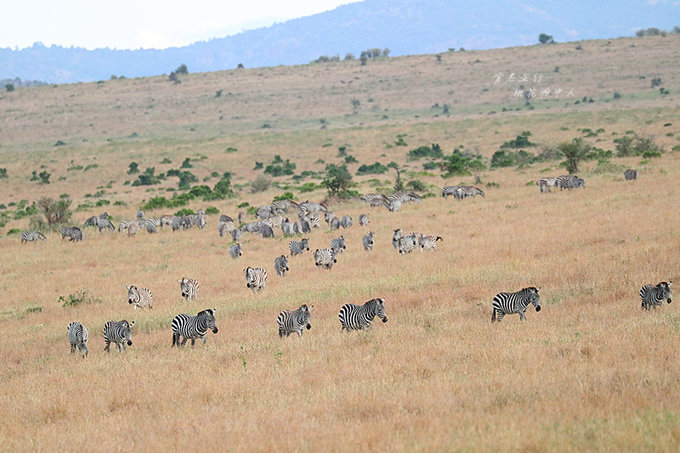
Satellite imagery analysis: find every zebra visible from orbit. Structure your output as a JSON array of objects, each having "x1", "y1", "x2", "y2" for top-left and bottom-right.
[
  {"x1": 624, "y1": 169, "x2": 637, "y2": 181},
  {"x1": 454, "y1": 186, "x2": 485, "y2": 199},
  {"x1": 491, "y1": 287, "x2": 541, "y2": 322},
  {"x1": 392, "y1": 229, "x2": 404, "y2": 249},
  {"x1": 340, "y1": 215, "x2": 353, "y2": 229},
  {"x1": 289, "y1": 238, "x2": 310, "y2": 256},
  {"x1": 241, "y1": 221, "x2": 261, "y2": 234},
  {"x1": 137, "y1": 210, "x2": 144, "y2": 220},
  {"x1": 195, "y1": 209, "x2": 207, "y2": 229},
  {"x1": 178, "y1": 277, "x2": 199, "y2": 302},
  {"x1": 389, "y1": 192, "x2": 420, "y2": 204},
  {"x1": 358, "y1": 214, "x2": 370, "y2": 226},
  {"x1": 259, "y1": 224, "x2": 275, "y2": 239},
  {"x1": 67, "y1": 321, "x2": 89, "y2": 358},
  {"x1": 397, "y1": 233, "x2": 418, "y2": 254},
  {"x1": 21, "y1": 231, "x2": 46, "y2": 243},
  {"x1": 230, "y1": 243, "x2": 243, "y2": 259},
  {"x1": 299, "y1": 201, "x2": 327, "y2": 214},
  {"x1": 245, "y1": 267, "x2": 267, "y2": 293},
  {"x1": 238, "y1": 212, "x2": 246, "y2": 225},
  {"x1": 386, "y1": 199, "x2": 402, "y2": 212},
  {"x1": 118, "y1": 220, "x2": 138, "y2": 232},
  {"x1": 329, "y1": 217, "x2": 340, "y2": 230},
  {"x1": 126, "y1": 285, "x2": 153, "y2": 309},
  {"x1": 127, "y1": 222, "x2": 139, "y2": 237},
  {"x1": 271, "y1": 199, "x2": 299, "y2": 214},
  {"x1": 103, "y1": 320, "x2": 134, "y2": 353},
  {"x1": 256, "y1": 205, "x2": 274, "y2": 220},
  {"x1": 330, "y1": 236, "x2": 346, "y2": 254},
  {"x1": 60, "y1": 227, "x2": 83, "y2": 242},
  {"x1": 274, "y1": 255, "x2": 290, "y2": 277},
  {"x1": 171, "y1": 309, "x2": 219, "y2": 348},
  {"x1": 537, "y1": 177, "x2": 558, "y2": 193},
  {"x1": 339, "y1": 298, "x2": 388, "y2": 331},
  {"x1": 442, "y1": 186, "x2": 458, "y2": 198},
  {"x1": 362, "y1": 231, "x2": 375, "y2": 251},
  {"x1": 218, "y1": 218, "x2": 235, "y2": 237},
  {"x1": 85, "y1": 215, "x2": 114, "y2": 232},
  {"x1": 277, "y1": 304, "x2": 313, "y2": 338},
  {"x1": 305, "y1": 213, "x2": 321, "y2": 229},
  {"x1": 324, "y1": 211, "x2": 336, "y2": 224},
  {"x1": 144, "y1": 219, "x2": 158, "y2": 234},
  {"x1": 556, "y1": 175, "x2": 584, "y2": 190},
  {"x1": 281, "y1": 218, "x2": 295, "y2": 236},
  {"x1": 314, "y1": 248, "x2": 336, "y2": 269},
  {"x1": 159, "y1": 215, "x2": 174, "y2": 229},
  {"x1": 231, "y1": 228, "x2": 242, "y2": 242},
  {"x1": 362, "y1": 194, "x2": 388, "y2": 206},
  {"x1": 419, "y1": 234, "x2": 442, "y2": 251},
  {"x1": 640, "y1": 281, "x2": 672, "y2": 310}
]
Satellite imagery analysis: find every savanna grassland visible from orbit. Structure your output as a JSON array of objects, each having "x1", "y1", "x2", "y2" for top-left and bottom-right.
[{"x1": 1, "y1": 35, "x2": 680, "y2": 451}]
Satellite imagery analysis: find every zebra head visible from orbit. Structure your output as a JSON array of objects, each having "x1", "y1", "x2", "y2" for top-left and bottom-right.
[
  {"x1": 526, "y1": 287, "x2": 541, "y2": 312},
  {"x1": 178, "y1": 278, "x2": 190, "y2": 298},
  {"x1": 244, "y1": 267, "x2": 253, "y2": 287},
  {"x1": 375, "y1": 298, "x2": 388, "y2": 323},
  {"x1": 658, "y1": 281, "x2": 672, "y2": 303},
  {"x1": 300, "y1": 304, "x2": 313, "y2": 330},
  {"x1": 126, "y1": 285, "x2": 138, "y2": 304},
  {"x1": 199, "y1": 308, "x2": 219, "y2": 334},
  {"x1": 301, "y1": 238, "x2": 309, "y2": 250},
  {"x1": 123, "y1": 320, "x2": 134, "y2": 346}
]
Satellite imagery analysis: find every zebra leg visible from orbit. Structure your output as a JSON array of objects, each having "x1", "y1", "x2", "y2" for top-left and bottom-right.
[
  {"x1": 202, "y1": 336, "x2": 207, "y2": 345},
  {"x1": 116, "y1": 342, "x2": 121, "y2": 352},
  {"x1": 519, "y1": 311, "x2": 526, "y2": 321},
  {"x1": 496, "y1": 313, "x2": 504, "y2": 322},
  {"x1": 191, "y1": 338, "x2": 196, "y2": 348},
  {"x1": 71, "y1": 344, "x2": 76, "y2": 354},
  {"x1": 104, "y1": 340, "x2": 111, "y2": 353},
  {"x1": 180, "y1": 337, "x2": 188, "y2": 347}
]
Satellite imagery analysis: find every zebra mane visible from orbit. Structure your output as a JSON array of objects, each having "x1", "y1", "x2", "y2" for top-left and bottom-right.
[
  {"x1": 522, "y1": 286, "x2": 540, "y2": 293},
  {"x1": 199, "y1": 308, "x2": 216, "y2": 317}
]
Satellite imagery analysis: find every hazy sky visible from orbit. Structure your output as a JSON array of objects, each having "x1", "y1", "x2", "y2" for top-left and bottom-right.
[{"x1": 1, "y1": 0, "x2": 362, "y2": 50}]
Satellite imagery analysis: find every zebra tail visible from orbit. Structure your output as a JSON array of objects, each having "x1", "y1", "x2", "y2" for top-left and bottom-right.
[
  {"x1": 491, "y1": 309, "x2": 496, "y2": 322},
  {"x1": 172, "y1": 332, "x2": 179, "y2": 347}
]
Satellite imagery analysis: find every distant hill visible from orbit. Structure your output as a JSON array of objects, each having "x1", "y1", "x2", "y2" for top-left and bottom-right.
[{"x1": 0, "y1": 0, "x2": 678, "y2": 84}]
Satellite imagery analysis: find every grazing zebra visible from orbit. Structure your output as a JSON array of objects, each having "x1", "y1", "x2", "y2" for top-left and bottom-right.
[
  {"x1": 195, "y1": 209, "x2": 207, "y2": 229},
  {"x1": 137, "y1": 210, "x2": 144, "y2": 220},
  {"x1": 127, "y1": 222, "x2": 139, "y2": 237},
  {"x1": 340, "y1": 215, "x2": 353, "y2": 229},
  {"x1": 238, "y1": 212, "x2": 246, "y2": 225},
  {"x1": 126, "y1": 285, "x2": 153, "y2": 309},
  {"x1": 289, "y1": 238, "x2": 310, "y2": 256},
  {"x1": 324, "y1": 211, "x2": 336, "y2": 224},
  {"x1": 256, "y1": 205, "x2": 274, "y2": 220},
  {"x1": 85, "y1": 215, "x2": 114, "y2": 232},
  {"x1": 397, "y1": 233, "x2": 418, "y2": 254},
  {"x1": 277, "y1": 304, "x2": 313, "y2": 338},
  {"x1": 67, "y1": 321, "x2": 89, "y2": 358},
  {"x1": 103, "y1": 320, "x2": 134, "y2": 353},
  {"x1": 274, "y1": 255, "x2": 290, "y2": 277},
  {"x1": 271, "y1": 199, "x2": 299, "y2": 214},
  {"x1": 386, "y1": 199, "x2": 402, "y2": 212},
  {"x1": 260, "y1": 224, "x2": 275, "y2": 239},
  {"x1": 281, "y1": 218, "x2": 296, "y2": 236},
  {"x1": 330, "y1": 236, "x2": 347, "y2": 254},
  {"x1": 218, "y1": 218, "x2": 235, "y2": 237},
  {"x1": 241, "y1": 221, "x2": 261, "y2": 233},
  {"x1": 454, "y1": 186, "x2": 485, "y2": 199},
  {"x1": 314, "y1": 248, "x2": 336, "y2": 269},
  {"x1": 419, "y1": 234, "x2": 442, "y2": 251},
  {"x1": 231, "y1": 228, "x2": 242, "y2": 242},
  {"x1": 244, "y1": 267, "x2": 267, "y2": 293},
  {"x1": 358, "y1": 214, "x2": 370, "y2": 226},
  {"x1": 339, "y1": 298, "x2": 388, "y2": 331},
  {"x1": 230, "y1": 243, "x2": 243, "y2": 259},
  {"x1": 362, "y1": 194, "x2": 388, "y2": 206},
  {"x1": 171, "y1": 309, "x2": 219, "y2": 348},
  {"x1": 159, "y1": 215, "x2": 174, "y2": 229},
  {"x1": 491, "y1": 287, "x2": 541, "y2": 322},
  {"x1": 389, "y1": 192, "x2": 421, "y2": 204},
  {"x1": 299, "y1": 201, "x2": 327, "y2": 214},
  {"x1": 178, "y1": 277, "x2": 199, "y2": 302},
  {"x1": 305, "y1": 213, "x2": 321, "y2": 229},
  {"x1": 329, "y1": 217, "x2": 340, "y2": 230},
  {"x1": 537, "y1": 177, "x2": 558, "y2": 193},
  {"x1": 624, "y1": 169, "x2": 637, "y2": 181},
  {"x1": 442, "y1": 186, "x2": 458, "y2": 198},
  {"x1": 362, "y1": 231, "x2": 375, "y2": 251},
  {"x1": 392, "y1": 229, "x2": 404, "y2": 249},
  {"x1": 144, "y1": 219, "x2": 158, "y2": 233},
  {"x1": 640, "y1": 281, "x2": 672, "y2": 310},
  {"x1": 555, "y1": 175, "x2": 585, "y2": 190},
  {"x1": 60, "y1": 227, "x2": 83, "y2": 242},
  {"x1": 21, "y1": 231, "x2": 46, "y2": 243}
]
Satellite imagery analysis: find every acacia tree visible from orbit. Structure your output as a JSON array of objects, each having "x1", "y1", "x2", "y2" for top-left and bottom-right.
[
  {"x1": 539, "y1": 33, "x2": 555, "y2": 44},
  {"x1": 558, "y1": 138, "x2": 591, "y2": 174},
  {"x1": 322, "y1": 163, "x2": 352, "y2": 196}
]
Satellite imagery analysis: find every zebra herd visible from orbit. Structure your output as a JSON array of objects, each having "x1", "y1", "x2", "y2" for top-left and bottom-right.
[{"x1": 442, "y1": 185, "x2": 485, "y2": 199}]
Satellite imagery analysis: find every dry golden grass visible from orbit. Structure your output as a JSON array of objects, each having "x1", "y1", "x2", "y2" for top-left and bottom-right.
[{"x1": 0, "y1": 35, "x2": 680, "y2": 451}]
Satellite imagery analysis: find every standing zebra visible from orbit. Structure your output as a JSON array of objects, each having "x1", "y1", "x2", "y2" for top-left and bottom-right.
[
  {"x1": 178, "y1": 277, "x2": 199, "y2": 302},
  {"x1": 392, "y1": 229, "x2": 404, "y2": 249},
  {"x1": 67, "y1": 321, "x2": 89, "y2": 358},
  {"x1": 21, "y1": 231, "x2": 46, "y2": 243},
  {"x1": 230, "y1": 243, "x2": 243, "y2": 259},
  {"x1": 103, "y1": 320, "x2": 134, "y2": 352},
  {"x1": 397, "y1": 233, "x2": 418, "y2": 254},
  {"x1": 274, "y1": 255, "x2": 290, "y2": 277},
  {"x1": 171, "y1": 309, "x2": 219, "y2": 347},
  {"x1": 313, "y1": 248, "x2": 336, "y2": 269},
  {"x1": 144, "y1": 219, "x2": 158, "y2": 234},
  {"x1": 277, "y1": 304, "x2": 313, "y2": 338},
  {"x1": 329, "y1": 217, "x2": 340, "y2": 230},
  {"x1": 624, "y1": 169, "x2": 637, "y2": 181},
  {"x1": 289, "y1": 238, "x2": 310, "y2": 256},
  {"x1": 127, "y1": 222, "x2": 139, "y2": 237},
  {"x1": 338, "y1": 298, "x2": 388, "y2": 331},
  {"x1": 640, "y1": 281, "x2": 672, "y2": 310},
  {"x1": 454, "y1": 186, "x2": 485, "y2": 199},
  {"x1": 245, "y1": 267, "x2": 267, "y2": 293},
  {"x1": 340, "y1": 215, "x2": 353, "y2": 229},
  {"x1": 442, "y1": 186, "x2": 458, "y2": 198},
  {"x1": 60, "y1": 227, "x2": 83, "y2": 242},
  {"x1": 362, "y1": 231, "x2": 375, "y2": 251},
  {"x1": 126, "y1": 285, "x2": 153, "y2": 309},
  {"x1": 491, "y1": 287, "x2": 541, "y2": 322},
  {"x1": 419, "y1": 234, "x2": 442, "y2": 251},
  {"x1": 358, "y1": 214, "x2": 370, "y2": 226},
  {"x1": 537, "y1": 177, "x2": 558, "y2": 193},
  {"x1": 330, "y1": 236, "x2": 347, "y2": 254}
]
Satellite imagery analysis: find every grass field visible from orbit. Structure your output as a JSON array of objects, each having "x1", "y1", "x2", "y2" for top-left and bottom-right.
[{"x1": 1, "y1": 35, "x2": 679, "y2": 451}]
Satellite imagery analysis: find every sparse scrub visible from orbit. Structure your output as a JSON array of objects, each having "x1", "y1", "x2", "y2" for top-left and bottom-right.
[{"x1": 251, "y1": 175, "x2": 271, "y2": 193}]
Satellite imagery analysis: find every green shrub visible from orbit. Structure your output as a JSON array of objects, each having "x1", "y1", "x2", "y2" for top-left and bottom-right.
[
  {"x1": 181, "y1": 158, "x2": 192, "y2": 168},
  {"x1": 500, "y1": 131, "x2": 535, "y2": 149},
  {"x1": 406, "y1": 180, "x2": 427, "y2": 191},
  {"x1": 175, "y1": 208, "x2": 195, "y2": 216},
  {"x1": 323, "y1": 163, "x2": 353, "y2": 196},
  {"x1": 441, "y1": 150, "x2": 486, "y2": 177},
  {"x1": 205, "y1": 206, "x2": 219, "y2": 215},
  {"x1": 408, "y1": 144, "x2": 443, "y2": 160},
  {"x1": 356, "y1": 162, "x2": 389, "y2": 175},
  {"x1": 274, "y1": 192, "x2": 295, "y2": 201},
  {"x1": 0, "y1": 168, "x2": 7, "y2": 179},
  {"x1": 132, "y1": 167, "x2": 161, "y2": 186},
  {"x1": 95, "y1": 199, "x2": 110, "y2": 207},
  {"x1": 251, "y1": 175, "x2": 271, "y2": 193},
  {"x1": 298, "y1": 182, "x2": 320, "y2": 193},
  {"x1": 60, "y1": 290, "x2": 101, "y2": 308},
  {"x1": 128, "y1": 162, "x2": 139, "y2": 174},
  {"x1": 7, "y1": 228, "x2": 21, "y2": 235}
]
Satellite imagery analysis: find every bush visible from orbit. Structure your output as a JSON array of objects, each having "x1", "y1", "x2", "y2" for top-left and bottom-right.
[
  {"x1": 251, "y1": 175, "x2": 271, "y2": 193},
  {"x1": 0, "y1": 168, "x2": 7, "y2": 178},
  {"x1": 60, "y1": 290, "x2": 101, "y2": 308},
  {"x1": 7, "y1": 228, "x2": 21, "y2": 235},
  {"x1": 264, "y1": 155, "x2": 296, "y2": 177},
  {"x1": 175, "y1": 208, "x2": 195, "y2": 217},
  {"x1": 323, "y1": 164, "x2": 353, "y2": 196},
  {"x1": 539, "y1": 33, "x2": 555, "y2": 44},
  {"x1": 344, "y1": 155, "x2": 358, "y2": 164},
  {"x1": 558, "y1": 138, "x2": 591, "y2": 174},
  {"x1": 181, "y1": 158, "x2": 192, "y2": 168},
  {"x1": 441, "y1": 150, "x2": 486, "y2": 177},
  {"x1": 408, "y1": 143, "x2": 443, "y2": 160},
  {"x1": 132, "y1": 167, "x2": 161, "y2": 186},
  {"x1": 500, "y1": 131, "x2": 535, "y2": 149},
  {"x1": 406, "y1": 180, "x2": 427, "y2": 191},
  {"x1": 5, "y1": 83, "x2": 15, "y2": 92},
  {"x1": 356, "y1": 162, "x2": 389, "y2": 175},
  {"x1": 274, "y1": 192, "x2": 295, "y2": 201},
  {"x1": 128, "y1": 162, "x2": 139, "y2": 174},
  {"x1": 298, "y1": 182, "x2": 320, "y2": 193},
  {"x1": 205, "y1": 207, "x2": 219, "y2": 215},
  {"x1": 615, "y1": 135, "x2": 663, "y2": 157}
]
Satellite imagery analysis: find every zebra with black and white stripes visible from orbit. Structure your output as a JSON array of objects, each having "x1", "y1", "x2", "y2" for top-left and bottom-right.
[
  {"x1": 103, "y1": 320, "x2": 134, "y2": 352},
  {"x1": 358, "y1": 214, "x2": 370, "y2": 226},
  {"x1": 392, "y1": 229, "x2": 403, "y2": 249},
  {"x1": 339, "y1": 298, "x2": 388, "y2": 331},
  {"x1": 362, "y1": 194, "x2": 388, "y2": 207},
  {"x1": 171, "y1": 309, "x2": 219, "y2": 348},
  {"x1": 274, "y1": 255, "x2": 289, "y2": 277},
  {"x1": 454, "y1": 186, "x2": 485, "y2": 199},
  {"x1": 289, "y1": 238, "x2": 310, "y2": 256},
  {"x1": 178, "y1": 277, "x2": 199, "y2": 302},
  {"x1": 442, "y1": 186, "x2": 458, "y2": 198},
  {"x1": 418, "y1": 234, "x2": 442, "y2": 251},
  {"x1": 397, "y1": 233, "x2": 418, "y2": 254},
  {"x1": 230, "y1": 243, "x2": 243, "y2": 259},
  {"x1": 144, "y1": 219, "x2": 158, "y2": 234},
  {"x1": 640, "y1": 281, "x2": 672, "y2": 310},
  {"x1": 67, "y1": 321, "x2": 88, "y2": 357},
  {"x1": 21, "y1": 231, "x2": 46, "y2": 243},
  {"x1": 362, "y1": 231, "x2": 375, "y2": 251},
  {"x1": 313, "y1": 248, "x2": 336, "y2": 269},
  {"x1": 624, "y1": 169, "x2": 637, "y2": 181},
  {"x1": 491, "y1": 287, "x2": 541, "y2": 322},
  {"x1": 127, "y1": 285, "x2": 153, "y2": 309},
  {"x1": 330, "y1": 236, "x2": 346, "y2": 254},
  {"x1": 340, "y1": 215, "x2": 353, "y2": 229},
  {"x1": 537, "y1": 177, "x2": 558, "y2": 193},
  {"x1": 245, "y1": 267, "x2": 267, "y2": 293},
  {"x1": 277, "y1": 304, "x2": 313, "y2": 338},
  {"x1": 60, "y1": 227, "x2": 83, "y2": 242},
  {"x1": 555, "y1": 175, "x2": 585, "y2": 190}
]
